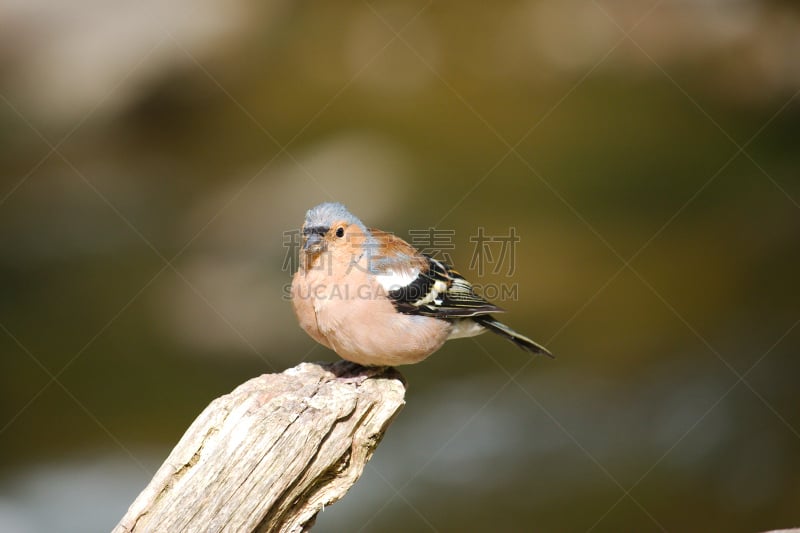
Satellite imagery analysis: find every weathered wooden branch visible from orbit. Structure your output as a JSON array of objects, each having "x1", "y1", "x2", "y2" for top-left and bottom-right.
[{"x1": 113, "y1": 361, "x2": 406, "y2": 533}]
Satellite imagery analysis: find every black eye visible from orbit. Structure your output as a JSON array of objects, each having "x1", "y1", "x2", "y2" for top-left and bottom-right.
[{"x1": 335, "y1": 227, "x2": 345, "y2": 238}]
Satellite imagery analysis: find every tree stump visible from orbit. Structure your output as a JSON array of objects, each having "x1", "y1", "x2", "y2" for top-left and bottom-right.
[{"x1": 113, "y1": 361, "x2": 406, "y2": 533}]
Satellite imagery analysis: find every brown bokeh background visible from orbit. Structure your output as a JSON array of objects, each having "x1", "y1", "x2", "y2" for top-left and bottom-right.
[{"x1": 1, "y1": 1, "x2": 798, "y2": 531}]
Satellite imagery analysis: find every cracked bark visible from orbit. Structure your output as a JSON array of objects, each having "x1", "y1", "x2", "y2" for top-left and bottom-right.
[{"x1": 113, "y1": 361, "x2": 406, "y2": 533}]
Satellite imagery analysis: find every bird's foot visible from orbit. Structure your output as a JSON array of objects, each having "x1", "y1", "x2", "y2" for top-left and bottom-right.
[{"x1": 333, "y1": 361, "x2": 390, "y2": 384}]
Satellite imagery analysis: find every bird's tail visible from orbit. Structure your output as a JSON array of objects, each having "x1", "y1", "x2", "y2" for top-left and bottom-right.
[{"x1": 474, "y1": 315, "x2": 554, "y2": 357}]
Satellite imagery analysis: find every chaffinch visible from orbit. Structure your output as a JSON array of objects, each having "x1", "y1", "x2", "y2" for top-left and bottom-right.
[{"x1": 291, "y1": 202, "x2": 552, "y2": 366}]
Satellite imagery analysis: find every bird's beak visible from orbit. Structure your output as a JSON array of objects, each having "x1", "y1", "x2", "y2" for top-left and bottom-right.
[{"x1": 303, "y1": 232, "x2": 324, "y2": 254}]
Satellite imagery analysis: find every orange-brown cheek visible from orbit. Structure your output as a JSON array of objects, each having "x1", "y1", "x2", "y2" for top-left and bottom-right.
[{"x1": 344, "y1": 224, "x2": 369, "y2": 245}]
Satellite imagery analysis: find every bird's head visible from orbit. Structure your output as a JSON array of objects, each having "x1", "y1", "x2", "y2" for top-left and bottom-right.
[{"x1": 300, "y1": 202, "x2": 373, "y2": 269}]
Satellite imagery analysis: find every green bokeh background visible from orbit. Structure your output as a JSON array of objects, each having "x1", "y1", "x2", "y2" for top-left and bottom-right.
[{"x1": 1, "y1": 1, "x2": 798, "y2": 532}]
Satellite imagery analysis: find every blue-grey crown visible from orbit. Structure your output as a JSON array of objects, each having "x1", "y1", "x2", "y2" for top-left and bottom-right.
[
  {"x1": 304, "y1": 202, "x2": 368, "y2": 232},
  {"x1": 302, "y1": 202, "x2": 379, "y2": 260},
  {"x1": 304, "y1": 202, "x2": 355, "y2": 227}
]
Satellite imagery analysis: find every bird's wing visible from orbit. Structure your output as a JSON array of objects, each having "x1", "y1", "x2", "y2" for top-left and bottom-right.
[
  {"x1": 391, "y1": 256, "x2": 504, "y2": 318},
  {"x1": 368, "y1": 230, "x2": 504, "y2": 319}
]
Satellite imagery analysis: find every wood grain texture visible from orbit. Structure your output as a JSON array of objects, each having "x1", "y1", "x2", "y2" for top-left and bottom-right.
[{"x1": 113, "y1": 361, "x2": 406, "y2": 533}]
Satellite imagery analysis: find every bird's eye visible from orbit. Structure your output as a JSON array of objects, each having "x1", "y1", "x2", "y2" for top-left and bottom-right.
[{"x1": 335, "y1": 227, "x2": 345, "y2": 238}]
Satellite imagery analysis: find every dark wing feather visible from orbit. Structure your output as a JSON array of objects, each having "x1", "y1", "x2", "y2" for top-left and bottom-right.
[{"x1": 388, "y1": 256, "x2": 504, "y2": 318}]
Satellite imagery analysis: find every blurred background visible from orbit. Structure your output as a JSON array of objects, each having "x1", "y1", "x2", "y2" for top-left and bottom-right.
[{"x1": 1, "y1": 0, "x2": 798, "y2": 531}]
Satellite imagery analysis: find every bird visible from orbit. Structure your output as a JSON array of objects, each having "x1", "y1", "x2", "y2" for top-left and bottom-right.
[{"x1": 290, "y1": 202, "x2": 552, "y2": 366}]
